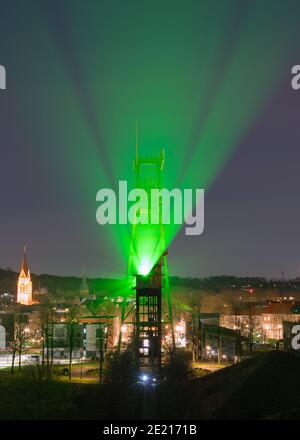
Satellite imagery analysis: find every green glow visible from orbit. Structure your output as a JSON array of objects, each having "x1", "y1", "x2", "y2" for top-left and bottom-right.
[
  {"x1": 138, "y1": 256, "x2": 152, "y2": 276},
  {"x1": 15, "y1": 1, "x2": 300, "y2": 278}
]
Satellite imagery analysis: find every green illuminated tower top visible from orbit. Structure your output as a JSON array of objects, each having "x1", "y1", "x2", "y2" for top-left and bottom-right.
[{"x1": 129, "y1": 134, "x2": 165, "y2": 277}]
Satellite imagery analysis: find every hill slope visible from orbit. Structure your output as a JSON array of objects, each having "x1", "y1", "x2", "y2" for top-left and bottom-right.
[{"x1": 187, "y1": 351, "x2": 300, "y2": 419}]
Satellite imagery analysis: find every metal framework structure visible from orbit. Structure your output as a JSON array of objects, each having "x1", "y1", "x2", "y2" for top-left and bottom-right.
[
  {"x1": 115, "y1": 129, "x2": 175, "y2": 370},
  {"x1": 136, "y1": 261, "x2": 163, "y2": 369},
  {"x1": 130, "y1": 141, "x2": 174, "y2": 371}
]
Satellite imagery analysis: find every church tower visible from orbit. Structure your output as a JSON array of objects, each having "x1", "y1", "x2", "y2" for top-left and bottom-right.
[
  {"x1": 17, "y1": 247, "x2": 32, "y2": 305},
  {"x1": 80, "y1": 269, "x2": 89, "y2": 298}
]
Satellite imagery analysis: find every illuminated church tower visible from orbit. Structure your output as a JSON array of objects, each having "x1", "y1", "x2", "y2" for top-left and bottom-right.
[{"x1": 17, "y1": 247, "x2": 32, "y2": 305}]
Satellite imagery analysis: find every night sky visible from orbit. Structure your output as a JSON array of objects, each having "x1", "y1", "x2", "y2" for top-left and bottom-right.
[{"x1": 1, "y1": 0, "x2": 300, "y2": 279}]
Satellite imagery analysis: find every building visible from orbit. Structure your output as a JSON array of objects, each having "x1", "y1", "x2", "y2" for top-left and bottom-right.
[
  {"x1": 261, "y1": 302, "x2": 300, "y2": 340},
  {"x1": 0, "y1": 292, "x2": 15, "y2": 308},
  {"x1": 47, "y1": 315, "x2": 118, "y2": 360},
  {"x1": 49, "y1": 322, "x2": 84, "y2": 359},
  {"x1": 0, "y1": 325, "x2": 5, "y2": 350},
  {"x1": 17, "y1": 247, "x2": 32, "y2": 305},
  {"x1": 199, "y1": 313, "x2": 240, "y2": 361},
  {"x1": 220, "y1": 301, "x2": 300, "y2": 342},
  {"x1": 0, "y1": 312, "x2": 15, "y2": 348},
  {"x1": 79, "y1": 315, "x2": 119, "y2": 357}
]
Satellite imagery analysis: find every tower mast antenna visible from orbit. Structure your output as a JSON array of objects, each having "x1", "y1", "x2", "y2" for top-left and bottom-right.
[{"x1": 135, "y1": 121, "x2": 139, "y2": 163}]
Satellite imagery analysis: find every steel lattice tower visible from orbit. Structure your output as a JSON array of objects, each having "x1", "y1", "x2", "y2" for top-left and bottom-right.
[{"x1": 129, "y1": 138, "x2": 174, "y2": 371}]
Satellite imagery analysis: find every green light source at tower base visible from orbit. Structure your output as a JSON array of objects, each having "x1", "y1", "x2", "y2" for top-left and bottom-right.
[{"x1": 138, "y1": 256, "x2": 152, "y2": 276}]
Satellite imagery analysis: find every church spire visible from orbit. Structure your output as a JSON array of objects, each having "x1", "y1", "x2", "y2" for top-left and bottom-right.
[
  {"x1": 17, "y1": 246, "x2": 32, "y2": 305},
  {"x1": 80, "y1": 268, "x2": 89, "y2": 297},
  {"x1": 20, "y1": 246, "x2": 29, "y2": 276}
]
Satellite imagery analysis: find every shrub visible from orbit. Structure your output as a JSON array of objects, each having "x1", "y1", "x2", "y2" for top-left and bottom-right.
[
  {"x1": 105, "y1": 349, "x2": 137, "y2": 383},
  {"x1": 163, "y1": 349, "x2": 194, "y2": 383}
]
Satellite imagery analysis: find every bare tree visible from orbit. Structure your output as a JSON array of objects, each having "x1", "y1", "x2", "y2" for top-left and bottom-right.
[
  {"x1": 240, "y1": 302, "x2": 260, "y2": 355},
  {"x1": 7, "y1": 339, "x2": 18, "y2": 374},
  {"x1": 16, "y1": 312, "x2": 28, "y2": 371},
  {"x1": 189, "y1": 292, "x2": 201, "y2": 362},
  {"x1": 39, "y1": 304, "x2": 55, "y2": 377},
  {"x1": 225, "y1": 297, "x2": 244, "y2": 359},
  {"x1": 6, "y1": 312, "x2": 28, "y2": 373},
  {"x1": 67, "y1": 305, "x2": 79, "y2": 380}
]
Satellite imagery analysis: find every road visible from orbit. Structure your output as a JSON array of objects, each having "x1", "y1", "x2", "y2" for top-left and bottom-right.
[
  {"x1": 192, "y1": 362, "x2": 229, "y2": 372},
  {"x1": 0, "y1": 353, "x2": 28, "y2": 368},
  {"x1": 0, "y1": 353, "x2": 81, "y2": 369},
  {"x1": 70, "y1": 364, "x2": 99, "y2": 381}
]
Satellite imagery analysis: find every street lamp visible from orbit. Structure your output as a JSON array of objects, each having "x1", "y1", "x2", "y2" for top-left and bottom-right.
[{"x1": 206, "y1": 345, "x2": 211, "y2": 362}]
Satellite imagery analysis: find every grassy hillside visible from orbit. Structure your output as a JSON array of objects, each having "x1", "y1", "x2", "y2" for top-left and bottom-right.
[
  {"x1": 1, "y1": 351, "x2": 300, "y2": 419},
  {"x1": 184, "y1": 351, "x2": 300, "y2": 419}
]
